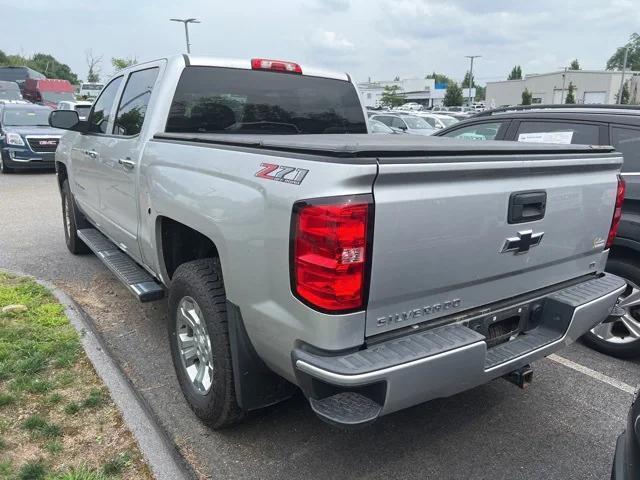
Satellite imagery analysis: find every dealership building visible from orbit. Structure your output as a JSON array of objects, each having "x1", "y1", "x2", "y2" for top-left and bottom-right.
[
  {"x1": 357, "y1": 78, "x2": 475, "y2": 108},
  {"x1": 485, "y1": 70, "x2": 640, "y2": 107}
]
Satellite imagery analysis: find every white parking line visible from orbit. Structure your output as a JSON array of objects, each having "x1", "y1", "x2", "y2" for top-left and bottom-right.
[{"x1": 547, "y1": 354, "x2": 636, "y2": 395}]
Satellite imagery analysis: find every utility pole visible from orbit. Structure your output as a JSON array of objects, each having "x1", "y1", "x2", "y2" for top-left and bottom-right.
[
  {"x1": 465, "y1": 55, "x2": 481, "y2": 106},
  {"x1": 618, "y1": 46, "x2": 630, "y2": 104},
  {"x1": 560, "y1": 67, "x2": 567, "y2": 104},
  {"x1": 170, "y1": 18, "x2": 201, "y2": 54}
]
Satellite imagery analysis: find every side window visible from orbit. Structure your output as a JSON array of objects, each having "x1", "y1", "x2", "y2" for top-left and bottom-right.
[
  {"x1": 441, "y1": 121, "x2": 506, "y2": 141},
  {"x1": 516, "y1": 121, "x2": 599, "y2": 145},
  {"x1": 113, "y1": 68, "x2": 159, "y2": 136},
  {"x1": 375, "y1": 116, "x2": 392, "y2": 126},
  {"x1": 611, "y1": 126, "x2": 640, "y2": 172},
  {"x1": 391, "y1": 117, "x2": 406, "y2": 129},
  {"x1": 88, "y1": 76, "x2": 123, "y2": 134}
]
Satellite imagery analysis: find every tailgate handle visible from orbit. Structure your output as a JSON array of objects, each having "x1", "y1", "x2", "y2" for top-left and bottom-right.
[{"x1": 508, "y1": 191, "x2": 546, "y2": 224}]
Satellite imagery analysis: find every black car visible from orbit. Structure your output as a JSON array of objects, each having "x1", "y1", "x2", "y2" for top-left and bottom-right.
[
  {"x1": 0, "y1": 103, "x2": 62, "y2": 173},
  {"x1": 612, "y1": 391, "x2": 640, "y2": 479},
  {"x1": 436, "y1": 105, "x2": 640, "y2": 358}
]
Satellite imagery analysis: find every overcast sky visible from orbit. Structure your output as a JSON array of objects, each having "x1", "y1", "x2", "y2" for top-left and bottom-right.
[{"x1": 1, "y1": 0, "x2": 638, "y2": 84}]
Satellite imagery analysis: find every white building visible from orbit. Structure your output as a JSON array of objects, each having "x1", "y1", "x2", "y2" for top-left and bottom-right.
[
  {"x1": 358, "y1": 78, "x2": 444, "y2": 108},
  {"x1": 486, "y1": 70, "x2": 640, "y2": 107}
]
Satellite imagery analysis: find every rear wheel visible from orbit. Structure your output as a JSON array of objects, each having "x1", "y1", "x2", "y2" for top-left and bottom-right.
[
  {"x1": 582, "y1": 255, "x2": 640, "y2": 358},
  {"x1": 168, "y1": 258, "x2": 244, "y2": 429},
  {"x1": 61, "y1": 180, "x2": 91, "y2": 254}
]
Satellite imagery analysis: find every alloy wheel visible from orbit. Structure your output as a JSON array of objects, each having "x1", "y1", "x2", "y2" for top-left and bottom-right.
[
  {"x1": 176, "y1": 296, "x2": 214, "y2": 395},
  {"x1": 590, "y1": 279, "x2": 640, "y2": 344}
]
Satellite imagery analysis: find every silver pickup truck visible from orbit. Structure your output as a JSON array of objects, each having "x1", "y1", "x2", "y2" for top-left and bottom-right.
[{"x1": 50, "y1": 54, "x2": 627, "y2": 429}]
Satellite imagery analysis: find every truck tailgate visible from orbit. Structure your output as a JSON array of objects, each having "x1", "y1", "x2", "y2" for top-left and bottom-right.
[{"x1": 367, "y1": 152, "x2": 622, "y2": 336}]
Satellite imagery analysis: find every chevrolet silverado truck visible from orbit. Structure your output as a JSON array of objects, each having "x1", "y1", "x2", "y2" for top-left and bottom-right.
[{"x1": 50, "y1": 54, "x2": 627, "y2": 429}]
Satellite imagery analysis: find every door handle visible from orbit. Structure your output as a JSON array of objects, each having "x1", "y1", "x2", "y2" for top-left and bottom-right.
[
  {"x1": 85, "y1": 150, "x2": 99, "y2": 159},
  {"x1": 118, "y1": 158, "x2": 135, "y2": 170}
]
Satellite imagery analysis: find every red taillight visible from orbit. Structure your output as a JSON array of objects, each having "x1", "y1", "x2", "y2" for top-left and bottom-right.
[
  {"x1": 251, "y1": 58, "x2": 302, "y2": 74},
  {"x1": 607, "y1": 176, "x2": 625, "y2": 248},
  {"x1": 291, "y1": 196, "x2": 372, "y2": 313}
]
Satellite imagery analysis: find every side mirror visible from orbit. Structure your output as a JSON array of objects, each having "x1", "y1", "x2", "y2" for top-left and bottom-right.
[{"x1": 49, "y1": 110, "x2": 86, "y2": 132}]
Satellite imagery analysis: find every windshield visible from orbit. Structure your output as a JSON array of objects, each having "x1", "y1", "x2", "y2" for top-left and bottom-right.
[
  {"x1": 166, "y1": 67, "x2": 367, "y2": 134},
  {"x1": 2, "y1": 108, "x2": 50, "y2": 126},
  {"x1": 81, "y1": 84, "x2": 103, "y2": 91},
  {"x1": 369, "y1": 119, "x2": 393, "y2": 133},
  {"x1": 0, "y1": 88, "x2": 21, "y2": 101},
  {"x1": 403, "y1": 116, "x2": 433, "y2": 129},
  {"x1": 41, "y1": 91, "x2": 75, "y2": 103}
]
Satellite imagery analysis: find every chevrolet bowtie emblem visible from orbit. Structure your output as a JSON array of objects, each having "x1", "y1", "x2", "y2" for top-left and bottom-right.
[{"x1": 500, "y1": 230, "x2": 544, "y2": 254}]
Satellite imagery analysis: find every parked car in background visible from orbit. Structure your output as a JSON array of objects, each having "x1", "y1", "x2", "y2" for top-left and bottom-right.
[
  {"x1": 78, "y1": 82, "x2": 104, "y2": 99},
  {"x1": 371, "y1": 113, "x2": 436, "y2": 135},
  {"x1": 50, "y1": 54, "x2": 626, "y2": 429},
  {"x1": 436, "y1": 104, "x2": 640, "y2": 358},
  {"x1": 56, "y1": 100, "x2": 93, "y2": 120},
  {"x1": 432, "y1": 105, "x2": 448, "y2": 113},
  {"x1": 23, "y1": 79, "x2": 75, "y2": 109},
  {"x1": 414, "y1": 112, "x2": 459, "y2": 130},
  {"x1": 396, "y1": 102, "x2": 423, "y2": 111},
  {"x1": 445, "y1": 106, "x2": 475, "y2": 120},
  {"x1": 0, "y1": 66, "x2": 46, "y2": 90},
  {"x1": 611, "y1": 389, "x2": 640, "y2": 479},
  {"x1": 0, "y1": 81, "x2": 25, "y2": 104},
  {"x1": 0, "y1": 103, "x2": 62, "y2": 173},
  {"x1": 368, "y1": 118, "x2": 398, "y2": 134}
]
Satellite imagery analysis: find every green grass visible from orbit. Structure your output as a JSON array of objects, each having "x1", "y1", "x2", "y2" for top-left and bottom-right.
[
  {"x1": 64, "y1": 402, "x2": 80, "y2": 415},
  {"x1": 18, "y1": 459, "x2": 47, "y2": 480},
  {"x1": 22, "y1": 414, "x2": 62, "y2": 439},
  {"x1": 48, "y1": 466, "x2": 109, "y2": 480},
  {"x1": 101, "y1": 452, "x2": 131, "y2": 476},
  {"x1": 0, "y1": 460, "x2": 12, "y2": 476},
  {"x1": 45, "y1": 440, "x2": 63, "y2": 456},
  {"x1": 0, "y1": 273, "x2": 79, "y2": 393},
  {"x1": 0, "y1": 392, "x2": 15, "y2": 407},
  {"x1": 44, "y1": 393, "x2": 63, "y2": 406},
  {"x1": 81, "y1": 389, "x2": 105, "y2": 410}
]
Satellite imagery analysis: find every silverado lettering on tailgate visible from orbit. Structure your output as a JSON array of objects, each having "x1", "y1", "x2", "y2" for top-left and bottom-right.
[{"x1": 376, "y1": 299, "x2": 462, "y2": 328}]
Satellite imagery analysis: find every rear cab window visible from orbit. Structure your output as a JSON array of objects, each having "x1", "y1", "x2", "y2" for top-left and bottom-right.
[
  {"x1": 166, "y1": 67, "x2": 367, "y2": 134},
  {"x1": 515, "y1": 121, "x2": 600, "y2": 145},
  {"x1": 441, "y1": 121, "x2": 509, "y2": 140}
]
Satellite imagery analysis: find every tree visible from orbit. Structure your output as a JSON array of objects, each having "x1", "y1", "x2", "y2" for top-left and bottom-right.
[
  {"x1": 461, "y1": 70, "x2": 474, "y2": 88},
  {"x1": 28, "y1": 53, "x2": 79, "y2": 83},
  {"x1": 475, "y1": 85, "x2": 486, "y2": 101},
  {"x1": 607, "y1": 33, "x2": 640, "y2": 71},
  {"x1": 425, "y1": 72, "x2": 453, "y2": 86},
  {"x1": 393, "y1": 75, "x2": 400, "y2": 81},
  {"x1": 508, "y1": 65, "x2": 522, "y2": 80},
  {"x1": 85, "y1": 49, "x2": 103, "y2": 83},
  {"x1": 565, "y1": 82, "x2": 576, "y2": 104},
  {"x1": 618, "y1": 82, "x2": 630, "y2": 104},
  {"x1": 0, "y1": 50, "x2": 7, "y2": 64},
  {"x1": 570, "y1": 59, "x2": 581, "y2": 70},
  {"x1": 111, "y1": 57, "x2": 137, "y2": 71},
  {"x1": 380, "y1": 85, "x2": 405, "y2": 108},
  {"x1": 521, "y1": 89, "x2": 533, "y2": 105},
  {"x1": 443, "y1": 82, "x2": 464, "y2": 106}
]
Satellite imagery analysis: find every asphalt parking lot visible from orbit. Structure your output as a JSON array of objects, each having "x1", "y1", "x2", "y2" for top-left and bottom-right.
[{"x1": 1, "y1": 171, "x2": 639, "y2": 480}]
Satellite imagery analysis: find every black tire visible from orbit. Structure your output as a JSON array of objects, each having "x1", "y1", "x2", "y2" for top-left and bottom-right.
[
  {"x1": 168, "y1": 258, "x2": 244, "y2": 429},
  {"x1": 61, "y1": 180, "x2": 91, "y2": 254},
  {"x1": 582, "y1": 254, "x2": 640, "y2": 358},
  {"x1": 0, "y1": 154, "x2": 13, "y2": 174}
]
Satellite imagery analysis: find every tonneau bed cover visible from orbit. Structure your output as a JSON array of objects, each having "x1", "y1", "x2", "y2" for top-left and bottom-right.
[{"x1": 153, "y1": 132, "x2": 616, "y2": 160}]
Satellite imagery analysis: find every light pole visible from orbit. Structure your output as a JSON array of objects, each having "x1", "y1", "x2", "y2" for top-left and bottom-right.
[
  {"x1": 560, "y1": 67, "x2": 567, "y2": 104},
  {"x1": 618, "y1": 46, "x2": 630, "y2": 104},
  {"x1": 465, "y1": 55, "x2": 481, "y2": 107},
  {"x1": 170, "y1": 18, "x2": 201, "y2": 54}
]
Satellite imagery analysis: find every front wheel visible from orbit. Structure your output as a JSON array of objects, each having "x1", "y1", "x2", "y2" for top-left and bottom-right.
[
  {"x1": 168, "y1": 258, "x2": 244, "y2": 429},
  {"x1": 0, "y1": 154, "x2": 13, "y2": 174},
  {"x1": 61, "y1": 180, "x2": 91, "y2": 254},
  {"x1": 582, "y1": 255, "x2": 640, "y2": 358}
]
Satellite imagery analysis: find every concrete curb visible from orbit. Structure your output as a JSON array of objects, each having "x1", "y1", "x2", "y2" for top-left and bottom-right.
[{"x1": 6, "y1": 271, "x2": 194, "y2": 480}]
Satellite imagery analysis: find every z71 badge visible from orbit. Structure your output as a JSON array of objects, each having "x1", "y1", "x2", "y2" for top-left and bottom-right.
[{"x1": 255, "y1": 163, "x2": 309, "y2": 185}]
